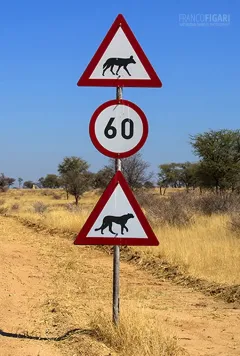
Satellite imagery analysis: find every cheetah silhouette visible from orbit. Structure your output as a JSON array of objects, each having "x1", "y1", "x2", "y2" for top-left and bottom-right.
[
  {"x1": 94, "y1": 213, "x2": 134, "y2": 236},
  {"x1": 102, "y1": 56, "x2": 136, "y2": 76}
]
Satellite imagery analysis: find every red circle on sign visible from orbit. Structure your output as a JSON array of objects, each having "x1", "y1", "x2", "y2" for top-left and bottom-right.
[{"x1": 89, "y1": 99, "x2": 148, "y2": 158}]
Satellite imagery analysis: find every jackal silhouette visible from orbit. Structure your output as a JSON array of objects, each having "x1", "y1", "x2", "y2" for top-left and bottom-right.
[
  {"x1": 102, "y1": 55, "x2": 136, "y2": 76},
  {"x1": 94, "y1": 213, "x2": 134, "y2": 236}
]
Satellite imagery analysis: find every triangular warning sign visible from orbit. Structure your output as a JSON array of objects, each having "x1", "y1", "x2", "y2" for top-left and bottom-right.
[
  {"x1": 77, "y1": 14, "x2": 162, "y2": 88},
  {"x1": 74, "y1": 171, "x2": 159, "y2": 246}
]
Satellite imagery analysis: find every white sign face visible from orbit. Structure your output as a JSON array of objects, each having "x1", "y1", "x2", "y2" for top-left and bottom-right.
[
  {"x1": 87, "y1": 184, "x2": 146, "y2": 239},
  {"x1": 90, "y1": 28, "x2": 150, "y2": 80},
  {"x1": 96, "y1": 104, "x2": 142, "y2": 152},
  {"x1": 90, "y1": 100, "x2": 148, "y2": 158}
]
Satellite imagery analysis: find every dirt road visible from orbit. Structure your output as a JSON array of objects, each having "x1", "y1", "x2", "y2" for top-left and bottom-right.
[{"x1": 0, "y1": 216, "x2": 239, "y2": 355}]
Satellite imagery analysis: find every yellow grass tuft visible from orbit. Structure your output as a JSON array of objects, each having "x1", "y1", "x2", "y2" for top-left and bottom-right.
[
  {"x1": 41, "y1": 209, "x2": 90, "y2": 232},
  {"x1": 91, "y1": 306, "x2": 186, "y2": 356}
]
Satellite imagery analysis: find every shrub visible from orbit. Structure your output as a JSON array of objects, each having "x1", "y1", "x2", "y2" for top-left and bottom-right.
[
  {"x1": 195, "y1": 193, "x2": 240, "y2": 215},
  {"x1": 137, "y1": 189, "x2": 240, "y2": 227},
  {"x1": 0, "y1": 186, "x2": 8, "y2": 193},
  {"x1": 136, "y1": 190, "x2": 194, "y2": 227},
  {"x1": 65, "y1": 203, "x2": 81, "y2": 213},
  {"x1": 33, "y1": 201, "x2": 48, "y2": 214},
  {"x1": 41, "y1": 190, "x2": 52, "y2": 196},
  {"x1": 52, "y1": 193, "x2": 61, "y2": 200},
  {"x1": 229, "y1": 213, "x2": 240, "y2": 236},
  {"x1": 11, "y1": 203, "x2": 19, "y2": 211},
  {"x1": 0, "y1": 207, "x2": 8, "y2": 214}
]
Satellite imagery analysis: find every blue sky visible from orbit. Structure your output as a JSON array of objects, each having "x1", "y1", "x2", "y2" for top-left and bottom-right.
[{"x1": 1, "y1": 0, "x2": 239, "y2": 183}]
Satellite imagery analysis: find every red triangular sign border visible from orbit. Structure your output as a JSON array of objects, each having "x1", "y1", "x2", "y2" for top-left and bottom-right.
[
  {"x1": 77, "y1": 14, "x2": 162, "y2": 88},
  {"x1": 74, "y1": 171, "x2": 159, "y2": 246}
]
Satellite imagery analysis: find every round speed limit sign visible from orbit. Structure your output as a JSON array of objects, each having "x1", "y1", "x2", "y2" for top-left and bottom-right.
[{"x1": 89, "y1": 99, "x2": 148, "y2": 158}]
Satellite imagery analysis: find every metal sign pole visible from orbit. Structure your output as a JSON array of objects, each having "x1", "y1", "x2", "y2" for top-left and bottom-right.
[{"x1": 113, "y1": 86, "x2": 122, "y2": 325}]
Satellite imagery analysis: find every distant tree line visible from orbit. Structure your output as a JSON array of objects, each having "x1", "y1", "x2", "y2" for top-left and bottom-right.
[
  {"x1": 158, "y1": 129, "x2": 240, "y2": 194},
  {"x1": 54, "y1": 153, "x2": 153, "y2": 205},
  {"x1": 1, "y1": 129, "x2": 239, "y2": 202}
]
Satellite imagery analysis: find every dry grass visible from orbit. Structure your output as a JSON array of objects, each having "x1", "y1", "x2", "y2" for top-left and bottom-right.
[
  {"x1": 91, "y1": 306, "x2": 186, "y2": 356},
  {"x1": 1, "y1": 188, "x2": 240, "y2": 286},
  {"x1": 0, "y1": 188, "x2": 98, "y2": 232},
  {"x1": 133, "y1": 214, "x2": 240, "y2": 285}
]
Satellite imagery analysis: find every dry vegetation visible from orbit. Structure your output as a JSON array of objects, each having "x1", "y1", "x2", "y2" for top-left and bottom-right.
[
  {"x1": 1, "y1": 187, "x2": 240, "y2": 355},
  {"x1": 91, "y1": 306, "x2": 186, "y2": 356},
  {"x1": 1, "y1": 187, "x2": 240, "y2": 286},
  {"x1": 136, "y1": 190, "x2": 240, "y2": 285}
]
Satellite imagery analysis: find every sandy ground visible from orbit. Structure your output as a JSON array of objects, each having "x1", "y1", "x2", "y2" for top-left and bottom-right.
[{"x1": 0, "y1": 215, "x2": 239, "y2": 356}]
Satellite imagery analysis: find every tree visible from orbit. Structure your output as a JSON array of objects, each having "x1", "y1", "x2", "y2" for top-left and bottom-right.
[
  {"x1": 107, "y1": 153, "x2": 153, "y2": 190},
  {"x1": 94, "y1": 166, "x2": 113, "y2": 189},
  {"x1": 178, "y1": 162, "x2": 200, "y2": 191},
  {"x1": 58, "y1": 177, "x2": 70, "y2": 200},
  {"x1": 190, "y1": 129, "x2": 240, "y2": 192},
  {"x1": 58, "y1": 156, "x2": 90, "y2": 205},
  {"x1": 0, "y1": 173, "x2": 15, "y2": 192},
  {"x1": 58, "y1": 156, "x2": 89, "y2": 175},
  {"x1": 62, "y1": 171, "x2": 91, "y2": 205},
  {"x1": 144, "y1": 181, "x2": 155, "y2": 189},
  {"x1": 6, "y1": 177, "x2": 15, "y2": 187},
  {"x1": 158, "y1": 163, "x2": 181, "y2": 194},
  {"x1": 38, "y1": 177, "x2": 45, "y2": 188},
  {"x1": 23, "y1": 181, "x2": 34, "y2": 189},
  {"x1": 18, "y1": 177, "x2": 23, "y2": 189},
  {"x1": 40, "y1": 174, "x2": 60, "y2": 188},
  {"x1": 158, "y1": 162, "x2": 200, "y2": 194}
]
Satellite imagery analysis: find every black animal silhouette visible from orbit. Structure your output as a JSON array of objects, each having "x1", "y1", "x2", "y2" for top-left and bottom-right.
[
  {"x1": 102, "y1": 56, "x2": 136, "y2": 76},
  {"x1": 94, "y1": 213, "x2": 134, "y2": 236}
]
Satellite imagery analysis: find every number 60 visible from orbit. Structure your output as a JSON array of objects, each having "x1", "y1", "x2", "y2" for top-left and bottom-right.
[{"x1": 104, "y1": 117, "x2": 134, "y2": 140}]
